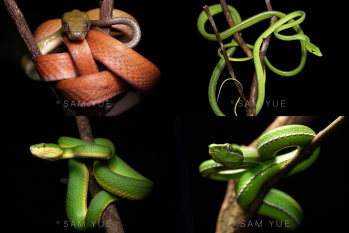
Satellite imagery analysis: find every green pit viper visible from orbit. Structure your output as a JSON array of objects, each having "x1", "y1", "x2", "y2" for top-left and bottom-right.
[
  {"x1": 30, "y1": 137, "x2": 153, "y2": 231},
  {"x1": 197, "y1": 4, "x2": 322, "y2": 116},
  {"x1": 198, "y1": 125, "x2": 320, "y2": 231}
]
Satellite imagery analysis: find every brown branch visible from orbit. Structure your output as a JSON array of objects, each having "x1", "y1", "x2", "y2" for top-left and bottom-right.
[
  {"x1": 219, "y1": 0, "x2": 252, "y2": 57},
  {"x1": 247, "y1": 0, "x2": 278, "y2": 116},
  {"x1": 75, "y1": 116, "x2": 125, "y2": 233},
  {"x1": 4, "y1": 0, "x2": 78, "y2": 116},
  {"x1": 216, "y1": 116, "x2": 317, "y2": 233},
  {"x1": 99, "y1": 0, "x2": 114, "y2": 35},
  {"x1": 203, "y1": 5, "x2": 248, "y2": 108},
  {"x1": 4, "y1": 0, "x2": 41, "y2": 60},
  {"x1": 217, "y1": 0, "x2": 278, "y2": 115}
]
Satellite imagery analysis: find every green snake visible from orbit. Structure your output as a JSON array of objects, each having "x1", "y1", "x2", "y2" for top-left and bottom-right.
[
  {"x1": 30, "y1": 137, "x2": 153, "y2": 231},
  {"x1": 197, "y1": 4, "x2": 322, "y2": 116},
  {"x1": 198, "y1": 125, "x2": 320, "y2": 231}
]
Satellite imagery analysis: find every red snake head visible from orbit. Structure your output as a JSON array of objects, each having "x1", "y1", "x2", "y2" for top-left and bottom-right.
[{"x1": 62, "y1": 9, "x2": 91, "y2": 40}]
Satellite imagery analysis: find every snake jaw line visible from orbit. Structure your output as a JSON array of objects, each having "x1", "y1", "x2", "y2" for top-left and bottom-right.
[
  {"x1": 209, "y1": 143, "x2": 244, "y2": 167},
  {"x1": 30, "y1": 143, "x2": 63, "y2": 160}
]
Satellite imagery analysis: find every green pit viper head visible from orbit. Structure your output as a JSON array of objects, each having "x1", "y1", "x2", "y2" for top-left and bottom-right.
[
  {"x1": 62, "y1": 9, "x2": 91, "y2": 40},
  {"x1": 30, "y1": 143, "x2": 63, "y2": 161},
  {"x1": 208, "y1": 143, "x2": 243, "y2": 167}
]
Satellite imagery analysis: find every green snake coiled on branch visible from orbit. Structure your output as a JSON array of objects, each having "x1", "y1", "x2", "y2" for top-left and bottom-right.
[
  {"x1": 198, "y1": 125, "x2": 320, "y2": 231},
  {"x1": 197, "y1": 4, "x2": 322, "y2": 116},
  {"x1": 30, "y1": 137, "x2": 153, "y2": 231}
]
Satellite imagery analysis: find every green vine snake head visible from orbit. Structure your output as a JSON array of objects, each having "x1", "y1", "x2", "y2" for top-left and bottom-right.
[
  {"x1": 306, "y1": 43, "x2": 322, "y2": 57},
  {"x1": 30, "y1": 143, "x2": 63, "y2": 161},
  {"x1": 62, "y1": 9, "x2": 91, "y2": 40},
  {"x1": 208, "y1": 143, "x2": 243, "y2": 167}
]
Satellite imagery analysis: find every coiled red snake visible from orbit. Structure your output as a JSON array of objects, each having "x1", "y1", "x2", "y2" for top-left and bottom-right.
[{"x1": 21, "y1": 9, "x2": 161, "y2": 115}]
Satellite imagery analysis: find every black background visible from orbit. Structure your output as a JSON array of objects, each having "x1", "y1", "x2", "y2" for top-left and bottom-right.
[
  {"x1": 1, "y1": 0, "x2": 348, "y2": 233},
  {"x1": 0, "y1": 0, "x2": 348, "y2": 116},
  {"x1": 176, "y1": 116, "x2": 349, "y2": 233},
  {"x1": 4, "y1": 117, "x2": 174, "y2": 232}
]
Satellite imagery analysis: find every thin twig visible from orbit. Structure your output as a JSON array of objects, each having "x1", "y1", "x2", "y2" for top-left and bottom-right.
[
  {"x1": 219, "y1": 0, "x2": 253, "y2": 115},
  {"x1": 219, "y1": 0, "x2": 252, "y2": 57},
  {"x1": 217, "y1": 0, "x2": 277, "y2": 115},
  {"x1": 247, "y1": 0, "x2": 278, "y2": 116},
  {"x1": 75, "y1": 116, "x2": 125, "y2": 233},
  {"x1": 203, "y1": 5, "x2": 248, "y2": 107}
]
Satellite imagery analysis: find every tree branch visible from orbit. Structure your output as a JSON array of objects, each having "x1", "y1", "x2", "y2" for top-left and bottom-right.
[
  {"x1": 203, "y1": 5, "x2": 248, "y2": 109},
  {"x1": 247, "y1": 0, "x2": 278, "y2": 116},
  {"x1": 209, "y1": 0, "x2": 278, "y2": 116},
  {"x1": 4, "y1": 0, "x2": 78, "y2": 116},
  {"x1": 219, "y1": 0, "x2": 252, "y2": 57},
  {"x1": 99, "y1": 0, "x2": 114, "y2": 35},
  {"x1": 75, "y1": 116, "x2": 125, "y2": 233}
]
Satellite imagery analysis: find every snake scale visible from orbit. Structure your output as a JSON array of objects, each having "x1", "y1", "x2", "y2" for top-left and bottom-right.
[{"x1": 199, "y1": 125, "x2": 320, "y2": 231}]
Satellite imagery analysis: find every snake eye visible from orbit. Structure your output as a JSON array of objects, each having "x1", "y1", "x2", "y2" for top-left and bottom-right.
[
  {"x1": 311, "y1": 50, "x2": 315, "y2": 53},
  {"x1": 63, "y1": 23, "x2": 69, "y2": 31},
  {"x1": 42, "y1": 144, "x2": 46, "y2": 147},
  {"x1": 84, "y1": 22, "x2": 90, "y2": 30},
  {"x1": 226, "y1": 145, "x2": 232, "y2": 151}
]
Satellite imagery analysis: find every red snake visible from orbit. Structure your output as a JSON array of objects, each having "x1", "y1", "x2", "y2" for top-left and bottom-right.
[{"x1": 22, "y1": 9, "x2": 161, "y2": 115}]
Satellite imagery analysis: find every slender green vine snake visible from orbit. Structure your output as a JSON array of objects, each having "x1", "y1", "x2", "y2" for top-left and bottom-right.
[
  {"x1": 197, "y1": 4, "x2": 322, "y2": 116},
  {"x1": 30, "y1": 137, "x2": 153, "y2": 231},
  {"x1": 198, "y1": 125, "x2": 320, "y2": 231}
]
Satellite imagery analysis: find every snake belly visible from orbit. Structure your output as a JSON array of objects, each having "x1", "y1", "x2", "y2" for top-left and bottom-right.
[
  {"x1": 30, "y1": 137, "x2": 153, "y2": 231},
  {"x1": 198, "y1": 125, "x2": 320, "y2": 231},
  {"x1": 197, "y1": 4, "x2": 321, "y2": 116}
]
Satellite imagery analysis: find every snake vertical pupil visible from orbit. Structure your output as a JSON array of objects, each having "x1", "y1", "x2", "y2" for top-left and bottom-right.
[
  {"x1": 42, "y1": 144, "x2": 46, "y2": 147},
  {"x1": 226, "y1": 145, "x2": 232, "y2": 151}
]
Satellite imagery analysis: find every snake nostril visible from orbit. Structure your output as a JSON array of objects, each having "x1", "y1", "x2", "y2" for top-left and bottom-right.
[{"x1": 69, "y1": 32, "x2": 84, "y2": 40}]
